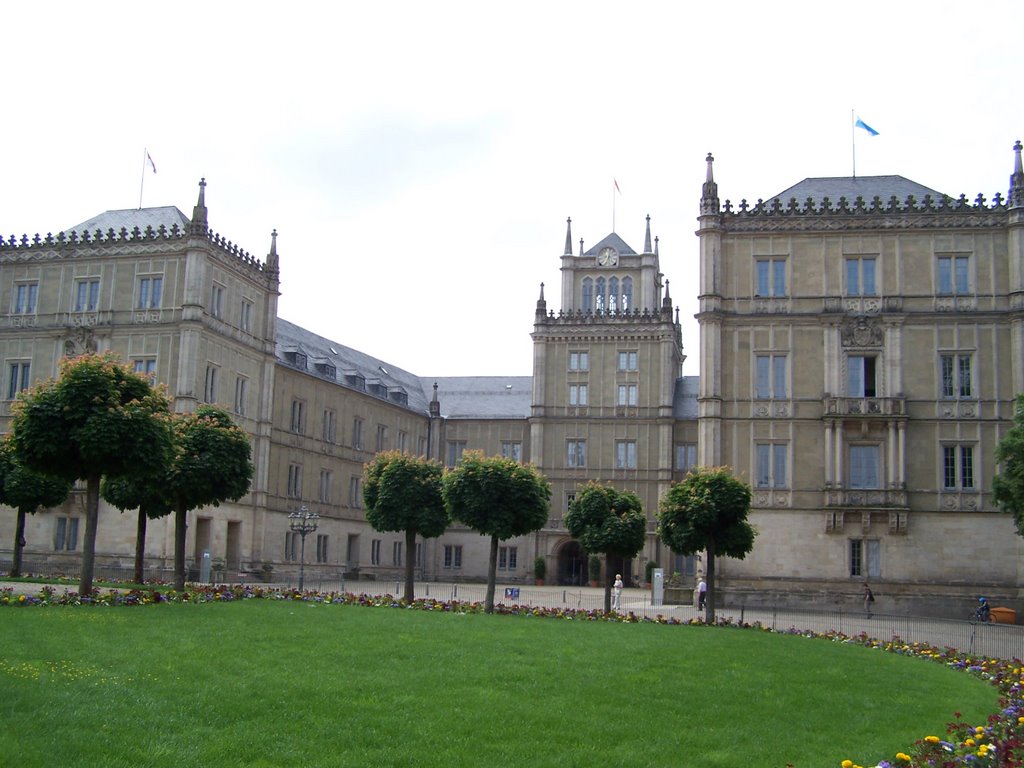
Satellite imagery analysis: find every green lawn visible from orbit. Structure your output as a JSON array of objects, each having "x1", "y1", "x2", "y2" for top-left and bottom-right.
[{"x1": 0, "y1": 600, "x2": 997, "y2": 767}]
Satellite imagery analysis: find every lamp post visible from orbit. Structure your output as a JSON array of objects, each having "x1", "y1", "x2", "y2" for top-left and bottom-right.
[{"x1": 288, "y1": 505, "x2": 320, "y2": 592}]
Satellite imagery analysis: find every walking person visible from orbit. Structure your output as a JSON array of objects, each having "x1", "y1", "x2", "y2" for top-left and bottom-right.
[
  {"x1": 697, "y1": 577, "x2": 707, "y2": 612},
  {"x1": 612, "y1": 574, "x2": 623, "y2": 611},
  {"x1": 863, "y1": 582, "x2": 875, "y2": 618}
]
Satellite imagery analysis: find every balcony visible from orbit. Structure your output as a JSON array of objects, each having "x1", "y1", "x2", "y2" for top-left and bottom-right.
[
  {"x1": 823, "y1": 396, "x2": 905, "y2": 419},
  {"x1": 823, "y1": 488, "x2": 907, "y2": 508}
]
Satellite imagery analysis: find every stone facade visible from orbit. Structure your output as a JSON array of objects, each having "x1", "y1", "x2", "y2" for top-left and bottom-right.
[{"x1": 2, "y1": 143, "x2": 1024, "y2": 615}]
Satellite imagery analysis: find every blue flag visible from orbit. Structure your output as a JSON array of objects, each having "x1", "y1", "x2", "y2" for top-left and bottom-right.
[{"x1": 855, "y1": 117, "x2": 879, "y2": 136}]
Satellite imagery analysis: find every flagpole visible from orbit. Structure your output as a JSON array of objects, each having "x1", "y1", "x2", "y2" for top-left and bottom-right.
[
  {"x1": 851, "y1": 110, "x2": 857, "y2": 179},
  {"x1": 139, "y1": 148, "x2": 147, "y2": 209},
  {"x1": 612, "y1": 181, "x2": 616, "y2": 233}
]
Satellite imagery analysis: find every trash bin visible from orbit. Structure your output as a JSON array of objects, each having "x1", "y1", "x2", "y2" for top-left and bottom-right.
[{"x1": 991, "y1": 606, "x2": 1017, "y2": 624}]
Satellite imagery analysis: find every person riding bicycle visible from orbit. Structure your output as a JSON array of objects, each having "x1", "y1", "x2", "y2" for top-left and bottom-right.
[{"x1": 975, "y1": 596, "x2": 991, "y2": 622}]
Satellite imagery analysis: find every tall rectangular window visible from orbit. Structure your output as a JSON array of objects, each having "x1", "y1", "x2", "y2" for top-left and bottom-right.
[
  {"x1": 755, "y1": 355, "x2": 787, "y2": 399},
  {"x1": 352, "y1": 418, "x2": 364, "y2": 450},
  {"x1": 13, "y1": 282, "x2": 38, "y2": 314},
  {"x1": 849, "y1": 445, "x2": 880, "y2": 489},
  {"x1": 349, "y1": 476, "x2": 362, "y2": 508},
  {"x1": 569, "y1": 383, "x2": 588, "y2": 406},
  {"x1": 204, "y1": 365, "x2": 218, "y2": 404},
  {"x1": 501, "y1": 441, "x2": 522, "y2": 462},
  {"x1": 322, "y1": 410, "x2": 337, "y2": 443},
  {"x1": 940, "y1": 354, "x2": 973, "y2": 398},
  {"x1": 371, "y1": 539, "x2": 381, "y2": 565},
  {"x1": 316, "y1": 534, "x2": 329, "y2": 564},
  {"x1": 446, "y1": 441, "x2": 466, "y2": 467},
  {"x1": 137, "y1": 276, "x2": 163, "y2": 309},
  {"x1": 755, "y1": 443, "x2": 788, "y2": 488},
  {"x1": 850, "y1": 539, "x2": 881, "y2": 579},
  {"x1": 290, "y1": 400, "x2": 305, "y2": 433},
  {"x1": 398, "y1": 431, "x2": 408, "y2": 453},
  {"x1": 233, "y1": 376, "x2": 247, "y2": 416},
  {"x1": 240, "y1": 300, "x2": 253, "y2": 332},
  {"x1": 376, "y1": 424, "x2": 388, "y2": 452},
  {"x1": 133, "y1": 358, "x2": 157, "y2": 383},
  {"x1": 54, "y1": 517, "x2": 79, "y2": 551},
  {"x1": 617, "y1": 384, "x2": 638, "y2": 406},
  {"x1": 210, "y1": 284, "x2": 224, "y2": 318},
  {"x1": 443, "y1": 544, "x2": 463, "y2": 569},
  {"x1": 847, "y1": 356, "x2": 877, "y2": 397},
  {"x1": 498, "y1": 546, "x2": 518, "y2": 570},
  {"x1": 937, "y1": 255, "x2": 970, "y2": 295},
  {"x1": 567, "y1": 439, "x2": 587, "y2": 468},
  {"x1": 615, "y1": 440, "x2": 637, "y2": 469},
  {"x1": 287, "y1": 464, "x2": 303, "y2": 498},
  {"x1": 755, "y1": 258, "x2": 786, "y2": 297},
  {"x1": 392, "y1": 541, "x2": 402, "y2": 566},
  {"x1": 675, "y1": 443, "x2": 697, "y2": 473},
  {"x1": 617, "y1": 351, "x2": 638, "y2": 371},
  {"x1": 943, "y1": 445, "x2": 975, "y2": 490},
  {"x1": 284, "y1": 533, "x2": 299, "y2": 562},
  {"x1": 845, "y1": 257, "x2": 877, "y2": 297},
  {"x1": 319, "y1": 470, "x2": 332, "y2": 503},
  {"x1": 7, "y1": 361, "x2": 30, "y2": 400},
  {"x1": 569, "y1": 351, "x2": 589, "y2": 371},
  {"x1": 74, "y1": 278, "x2": 100, "y2": 312}
]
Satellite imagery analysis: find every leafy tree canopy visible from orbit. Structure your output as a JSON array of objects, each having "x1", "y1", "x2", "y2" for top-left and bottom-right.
[
  {"x1": 167, "y1": 405, "x2": 254, "y2": 511},
  {"x1": 363, "y1": 451, "x2": 447, "y2": 538},
  {"x1": 0, "y1": 435, "x2": 73, "y2": 514},
  {"x1": 565, "y1": 482, "x2": 646, "y2": 558},
  {"x1": 993, "y1": 394, "x2": 1024, "y2": 536},
  {"x1": 657, "y1": 466, "x2": 755, "y2": 559}
]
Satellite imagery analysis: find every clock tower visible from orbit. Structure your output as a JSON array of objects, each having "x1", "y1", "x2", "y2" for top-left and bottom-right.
[{"x1": 531, "y1": 215, "x2": 685, "y2": 584}]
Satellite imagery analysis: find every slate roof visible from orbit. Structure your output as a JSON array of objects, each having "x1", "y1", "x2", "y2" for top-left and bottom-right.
[
  {"x1": 767, "y1": 176, "x2": 947, "y2": 206},
  {"x1": 275, "y1": 318, "x2": 433, "y2": 413},
  {"x1": 673, "y1": 376, "x2": 699, "y2": 419},
  {"x1": 66, "y1": 206, "x2": 191, "y2": 235},
  {"x1": 583, "y1": 232, "x2": 637, "y2": 256},
  {"x1": 430, "y1": 376, "x2": 533, "y2": 419}
]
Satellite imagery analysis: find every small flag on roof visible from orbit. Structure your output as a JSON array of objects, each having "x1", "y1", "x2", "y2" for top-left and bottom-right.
[
  {"x1": 854, "y1": 117, "x2": 879, "y2": 136},
  {"x1": 146, "y1": 151, "x2": 157, "y2": 173}
]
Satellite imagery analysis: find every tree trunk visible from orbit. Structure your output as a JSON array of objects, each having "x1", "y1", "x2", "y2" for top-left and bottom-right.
[
  {"x1": 705, "y1": 542, "x2": 717, "y2": 623},
  {"x1": 484, "y1": 535, "x2": 498, "y2": 613},
  {"x1": 403, "y1": 528, "x2": 417, "y2": 603},
  {"x1": 79, "y1": 474, "x2": 101, "y2": 596},
  {"x1": 173, "y1": 504, "x2": 188, "y2": 590},
  {"x1": 134, "y1": 509, "x2": 148, "y2": 585},
  {"x1": 10, "y1": 508, "x2": 27, "y2": 578},
  {"x1": 604, "y1": 554, "x2": 612, "y2": 613}
]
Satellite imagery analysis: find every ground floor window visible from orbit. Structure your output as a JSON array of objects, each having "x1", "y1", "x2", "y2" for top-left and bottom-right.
[
  {"x1": 849, "y1": 538, "x2": 880, "y2": 579},
  {"x1": 443, "y1": 544, "x2": 463, "y2": 569},
  {"x1": 498, "y1": 546, "x2": 518, "y2": 570},
  {"x1": 54, "y1": 517, "x2": 79, "y2": 551},
  {"x1": 316, "y1": 534, "x2": 329, "y2": 564},
  {"x1": 370, "y1": 539, "x2": 381, "y2": 566}
]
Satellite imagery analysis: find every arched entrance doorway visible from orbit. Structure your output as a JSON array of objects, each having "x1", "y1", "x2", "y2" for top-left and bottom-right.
[{"x1": 557, "y1": 540, "x2": 587, "y2": 586}]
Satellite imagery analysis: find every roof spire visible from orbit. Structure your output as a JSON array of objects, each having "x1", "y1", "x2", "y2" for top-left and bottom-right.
[
  {"x1": 700, "y1": 153, "x2": 719, "y2": 215},
  {"x1": 643, "y1": 214, "x2": 652, "y2": 253},
  {"x1": 190, "y1": 178, "x2": 209, "y2": 235},
  {"x1": 266, "y1": 229, "x2": 280, "y2": 274},
  {"x1": 536, "y1": 282, "x2": 547, "y2": 318},
  {"x1": 1010, "y1": 140, "x2": 1024, "y2": 209},
  {"x1": 662, "y1": 278, "x2": 672, "y2": 311},
  {"x1": 578, "y1": 237, "x2": 584, "y2": 257},
  {"x1": 564, "y1": 217, "x2": 573, "y2": 255},
  {"x1": 654, "y1": 235, "x2": 659, "y2": 257},
  {"x1": 430, "y1": 382, "x2": 440, "y2": 418}
]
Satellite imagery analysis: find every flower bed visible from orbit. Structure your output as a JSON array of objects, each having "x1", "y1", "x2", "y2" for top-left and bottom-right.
[{"x1": 3, "y1": 583, "x2": 1021, "y2": 766}]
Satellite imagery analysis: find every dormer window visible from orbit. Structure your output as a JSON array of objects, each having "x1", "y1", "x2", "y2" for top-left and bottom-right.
[
  {"x1": 283, "y1": 350, "x2": 307, "y2": 370},
  {"x1": 314, "y1": 360, "x2": 336, "y2": 379},
  {"x1": 344, "y1": 372, "x2": 365, "y2": 391}
]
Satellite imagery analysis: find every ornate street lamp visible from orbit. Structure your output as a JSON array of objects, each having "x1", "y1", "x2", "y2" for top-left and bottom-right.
[{"x1": 288, "y1": 505, "x2": 320, "y2": 592}]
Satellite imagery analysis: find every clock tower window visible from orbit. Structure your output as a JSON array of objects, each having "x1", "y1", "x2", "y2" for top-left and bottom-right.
[
  {"x1": 582, "y1": 278, "x2": 594, "y2": 312},
  {"x1": 608, "y1": 277, "x2": 619, "y2": 314},
  {"x1": 595, "y1": 278, "x2": 606, "y2": 312},
  {"x1": 622, "y1": 277, "x2": 633, "y2": 312}
]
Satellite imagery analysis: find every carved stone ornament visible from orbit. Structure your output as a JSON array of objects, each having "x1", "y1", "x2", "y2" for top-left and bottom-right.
[
  {"x1": 840, "y1": 317, "x2": 883, "y2": 347},
  {"x1": 63, "y1": 327, "x2": 98, "y2": 357}
]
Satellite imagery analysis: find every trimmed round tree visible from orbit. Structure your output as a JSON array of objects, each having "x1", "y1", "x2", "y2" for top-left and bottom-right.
[
  {"x1": 442, "y1": 451, "x2": 551, "y2": 613},
  {"x1": 10, "y1": 353, "x2": 173, "y2": 595},
  {"x1": 994, "y1": 394, "x2": 1024, "y2": 536},
  {"x1": 102, "y1": 474, "x2": 173, "y2": 585},
  {"x1": 0, "y1": 435, "x2": 73, "y2": 577},
  {"x1": 166, "y1": 406, "x2": 254, "y2": 590},
  {"x1": 657, "y1": 466, "x2": 755, "y2": 622},
  {"x1": 363, "y1": 451, "x2": 447, "y2": 602},
  {"x1": 565, "y1": 482, "x2": 646, "y2": 613}
]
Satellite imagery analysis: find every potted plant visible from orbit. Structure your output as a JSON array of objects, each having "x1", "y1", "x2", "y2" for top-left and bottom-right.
[
  {"x1": 533, "y1": 555, "x2": 546, "y2": 586},
  {"x1": 588, "y1": 555, "x2": 601, "y2": 587}
]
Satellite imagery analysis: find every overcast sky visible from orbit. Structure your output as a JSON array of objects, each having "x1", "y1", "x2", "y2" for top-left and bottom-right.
[{"x1": 3, "y1": 1, "x2": 1021, "y2": 377}]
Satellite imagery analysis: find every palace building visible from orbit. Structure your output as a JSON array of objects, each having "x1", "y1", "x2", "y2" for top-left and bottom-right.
[{"x1": 2, "y1": 141, "x2": 1023, "y2": 615}]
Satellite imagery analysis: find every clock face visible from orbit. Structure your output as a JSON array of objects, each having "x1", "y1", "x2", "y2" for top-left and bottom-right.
[{"x1": 597, "y1": 246, "x2": 618, "y2": 266}]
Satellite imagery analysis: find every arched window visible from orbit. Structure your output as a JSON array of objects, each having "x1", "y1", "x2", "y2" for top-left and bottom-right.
[
  {"x1": 595, "y1": 277, "x2": 606, "y2": 312},
  {"x1": 608, "y1": 278, "x2": 619, "y2": 314},
  {"x1": 622, "y1": 277, "x2": 633, "y2": 313},
  {"x1": 582, "y1": 278, "x2": 593, "y2": 312}
]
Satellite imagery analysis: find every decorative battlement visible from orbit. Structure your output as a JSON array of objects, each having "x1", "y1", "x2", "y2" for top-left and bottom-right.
[
  {"x1": 0, "y1": 225, "x2": 269, "y2": 272},
  {"x1": 537, "y1": 306, "x2": 675, "y2": 324}
]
